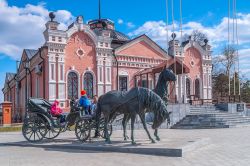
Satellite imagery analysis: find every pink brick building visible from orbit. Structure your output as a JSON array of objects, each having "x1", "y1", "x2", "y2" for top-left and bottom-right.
[{"x1": 2, "y1": 14, "x2": 212, "y2": 122}]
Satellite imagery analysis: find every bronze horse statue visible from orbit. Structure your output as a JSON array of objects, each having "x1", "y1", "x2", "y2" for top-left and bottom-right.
[
  {"x1": 96, "y1": 87, "x2": 172, "y2": 144},
  {"x1": 122, "y1": 68, "x2": 176, "y2": 141}
]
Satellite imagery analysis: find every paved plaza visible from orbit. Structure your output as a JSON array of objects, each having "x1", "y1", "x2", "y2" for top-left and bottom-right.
[{"x1": 0, "y1": 127, "x2": 250, "y2": 166}]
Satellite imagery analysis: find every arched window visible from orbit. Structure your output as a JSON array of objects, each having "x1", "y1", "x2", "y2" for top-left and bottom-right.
[
  {"x1": 186, "y1": 78, "x2": 191, "y2": 98},
  {"x1": 195, "y1": 79, "x2": 200, "y2": 98},
  {"x1": 84, "y1": 73, "x2": 93, "y2": 98},
  {"x1": 67, "y1": 72, "x2": 78, "y2": 99}
]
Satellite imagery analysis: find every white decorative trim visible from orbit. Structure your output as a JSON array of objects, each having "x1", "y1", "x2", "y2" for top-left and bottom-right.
[
  {"x1": 119, "y1": 70, "x2": 128, "y2": 76},
  {"x1": 118, "y1": 70, "x2": 130, "y2": 91},
  {"x1": 66, "y1": 23, "x2": 98, "y2": 46},
  {"x1": 75, "y1": 47, "x2": 86, "y2": 59},
  {"x1": 184, "y1": 41, "x2": 204, "y2": 54}
]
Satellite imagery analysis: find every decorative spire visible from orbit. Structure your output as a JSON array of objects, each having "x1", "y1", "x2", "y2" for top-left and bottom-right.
[
  {"x1": 49, "y1": 12, "x2": 55, "y2": 22},
  {"x1": 171, "y1": 32, "x2": 176, "y2": 40}
]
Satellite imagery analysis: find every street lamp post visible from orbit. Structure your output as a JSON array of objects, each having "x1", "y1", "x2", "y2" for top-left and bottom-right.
[
  {"x1": 112, "y1": 50, "x2": 119, "y2": 91},
  {"x1": 24, "y1": 59, "x2": 30, "y2": 119}
]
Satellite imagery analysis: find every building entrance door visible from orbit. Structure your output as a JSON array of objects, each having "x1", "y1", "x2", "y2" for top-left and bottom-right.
[{"x1": 119, "y1": 76, "x2": 128, "y2": 91}]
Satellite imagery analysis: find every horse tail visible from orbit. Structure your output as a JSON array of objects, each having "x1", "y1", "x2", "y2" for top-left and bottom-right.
[
  {"x1": 95, "y1": 101, "x2": 102, "y2": 121},
  {"x1": 95, "y1": 97, "x2": 102, "y2": 137}
]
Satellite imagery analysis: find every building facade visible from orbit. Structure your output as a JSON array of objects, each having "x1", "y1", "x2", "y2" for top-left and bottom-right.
[{"x1": 2, "y1": 14, "x2": 212, "y2": 122}]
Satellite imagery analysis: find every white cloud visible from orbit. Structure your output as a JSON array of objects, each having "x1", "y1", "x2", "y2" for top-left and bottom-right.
[
  {"x1": 117, "y1": 18, "x2": 135, "y2": 28},
  {"x1": 0, "y1": 0, "x2": 74, "y2": 60},
  {"x1": 127, "y1": 22, "x2": 135, "y2": 28},
  {"x1": 118, "y1": 19, "x2": 123, "y2": 24},
  {"x1": 128, "y1": 14, "x2": 250, "y2": 79},
  {"x1": 129, "y1": 13, "x2": 250, "y2": 47}
]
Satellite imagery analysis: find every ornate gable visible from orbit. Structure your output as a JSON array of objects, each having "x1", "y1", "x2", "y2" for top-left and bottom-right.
[{"x1": 115, "y1": 35, "x2": 170, "y2": 60}]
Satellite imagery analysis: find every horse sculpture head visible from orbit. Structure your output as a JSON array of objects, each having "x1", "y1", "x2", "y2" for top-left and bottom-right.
[
  {"x1": 151, "y1": 101, "x2": 171, "y2": 129},
  {"x1": 159, "y1": 68, "x2": 177, "y2": 82}
]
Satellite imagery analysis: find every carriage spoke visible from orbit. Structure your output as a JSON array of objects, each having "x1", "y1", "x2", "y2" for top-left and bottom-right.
[
  {"x1": 36, "y1": 132, "x2": 41, "y2": 140},
  {"x1": 33, "y1": 132, "x2": 36, "y2": 141},
  {"x1": 25, "y1": 130, "x2": 33, "y2": 135},
  {"x1": 28, "y1": 132, "x2": 34, "y2": 140}
]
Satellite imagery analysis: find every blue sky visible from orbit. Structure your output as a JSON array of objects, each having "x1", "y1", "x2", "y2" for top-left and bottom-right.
[{"x1": 1, "y1": 0, "x2": 250, "y2": 102}]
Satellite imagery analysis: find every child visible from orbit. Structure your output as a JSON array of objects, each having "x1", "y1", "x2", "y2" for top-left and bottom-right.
[
  {"x1": 50, "y1": 100, "x2": 63, "y2": 116},
  {"x1": 78, "y1": 90, "x2": 91, "y2": 115},
  {"x1": 50, "y1": 100, "x2": 64, "y2": 123}
]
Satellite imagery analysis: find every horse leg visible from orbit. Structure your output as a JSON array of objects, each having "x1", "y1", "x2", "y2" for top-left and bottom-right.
[
  {"x1": 104, "y1": 116, "x2": 111, "y2": 144},
  {"x1": 122, "y1": 114, "x2": 130, "y2": 140},
  {"x1": 139, "y1": 113, "x2": 156, "y2": 143},
  {"x1": 154, "y1": 129, "x2": 160, "y2": 141},
  {"x1": 130, "y1": 114, "x2": 136, "y2": 145}
]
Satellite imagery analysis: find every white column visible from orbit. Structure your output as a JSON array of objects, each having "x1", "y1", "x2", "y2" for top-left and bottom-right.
[
  {"x1": 105, "y1": 56, "x2": 112, "y2": 93},
  {"x1": 97, "y1": 53, "x2": 104, "y2": 96},
  {"x1": 183, "y1": 75, "x2": 187, "y2": 103}
]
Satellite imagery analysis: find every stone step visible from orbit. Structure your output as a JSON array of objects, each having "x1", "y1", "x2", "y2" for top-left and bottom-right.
[
  {"x1": 171, "y1": 125, "x2": 229, "y2": 129},
  {"x1": 188, "y1": 114, "x2": 250, "y2": 120},
  {"x1": 171, "y1": 104, "x2": 250, "y2": 129},
  {"x1": 188, "y1": 114, "x2": 250, "y2": 118},
  {"x1": 189, "y1": 112, "x2": 245, "y2": 116},
  {"x1": 190, "y1": 108, "x2": 217, "y2": 111}
]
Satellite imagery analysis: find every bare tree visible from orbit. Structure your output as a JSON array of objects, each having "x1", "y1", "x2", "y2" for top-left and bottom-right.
[
  {"x1": 183, "y1": 30, "x2": 208, "y2": 45},
  {"x1": 218, "y1": 46, "x2": 237, "y2": 76}
]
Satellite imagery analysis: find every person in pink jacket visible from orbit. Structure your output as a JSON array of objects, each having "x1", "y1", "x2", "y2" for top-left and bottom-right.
[{"x1": 50, "y1": 100, "x2": 63, "y2": 117}]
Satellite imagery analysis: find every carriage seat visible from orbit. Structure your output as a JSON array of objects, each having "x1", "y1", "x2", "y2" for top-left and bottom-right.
[{"x1": 29, "y1": 98, "x2": 52, "y2": 114}]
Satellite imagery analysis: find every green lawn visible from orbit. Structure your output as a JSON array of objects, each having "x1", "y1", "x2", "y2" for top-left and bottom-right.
[{"x1": 0, "y1": 126, "x2": 22, "y2": 132}]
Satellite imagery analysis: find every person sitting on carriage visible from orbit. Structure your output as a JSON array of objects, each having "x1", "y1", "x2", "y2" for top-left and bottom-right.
[
  {"x1": 78, "y1": 90, "x2": 91, "y2": 116},
  {"x1": 50, "y1": 100, "x2": 65, "y2": 123},
  {"x1": 91, "y1": 95, "x2": 98, "y2": 116}
]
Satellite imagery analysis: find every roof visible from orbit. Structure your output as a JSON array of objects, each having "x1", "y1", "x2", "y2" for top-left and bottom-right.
[
  {"x1": 134, "y1": 58, "x2": 190, "y2": 76},
  {"x1": 114, "y1": 34, "x2": 171, "y2": 59},
  {"x1": 5, "y1": 73, "x2": 16, "y2": 82},
  {"x1": 93, "y1": 29, "x2": 130, "y2": 42},
  {"x1": 24, "y1": 49, "x2": 38, "y2": 59}
]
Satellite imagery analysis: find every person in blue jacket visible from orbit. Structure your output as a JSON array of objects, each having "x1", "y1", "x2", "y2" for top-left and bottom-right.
[{"x1": 78, "y1": 90, "x2": 91, "y2": 116}]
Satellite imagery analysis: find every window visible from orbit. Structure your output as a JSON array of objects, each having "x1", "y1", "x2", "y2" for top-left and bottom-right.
[
  {"x1": 58, "y1": 37, "x2": 62, "y2": 42},
  {"x1": 84, "y1": 73, "x2": 94, "y2": 98},
  {"x1": 105, "y1": 43, "x2": 108, "y2": 47},
  {"x1": 195, "y1": 79, "x2": 200, "y2": 98},
  {"x1": 186, "y1": 78, "x2": 191, "y2": 98},
  {"x1": 204, "y1": 75, "x2": 207, "y2": 86},
  {"x1": 99, "y1": 67, "x2": 103, "y2": 82},
  {"x1": 141, "y1": 80, "x2": 147, "y2": 88},
  {"x1": 51, "y1": 64, "x2": 55, "y2": 80},
  {"x1": 209, "y1": 75, "x2": 211, "y2": 86},
  {"x1": 67, "y1": 72, "x2": 78, "y2": 99},
  {"x1": 100, "y1": 42, "x2": 103, "y2": 47},
  {"x1": 52, "y1": 36, "x2": 55, "y2": 41},
  {"x1": 107, "y1": 68, "x2": 111, "y2": 83},
  {"x1": 119, "y1": 76, "x2": 128, "y2": 91},
  {"x1": 60, "y1": 65, "x2": 63, "y2": 81},
  {"x1": 36, "y1": 77, "x2": 39, "y2": 97}
]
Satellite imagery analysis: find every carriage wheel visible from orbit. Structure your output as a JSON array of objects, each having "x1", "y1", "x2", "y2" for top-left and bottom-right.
[
  {"x1": 75, "y1": 119, "x2": 91, "y2": 142},
  {"x1": 22, "y1": 116, "x2": 47, "y2": 142},
  {"x1": 100, "y1": 123, "x2": 113, "y2": 139},
  {"x1": 44, "y1": 125, "x2": 62, "y2": 139}
]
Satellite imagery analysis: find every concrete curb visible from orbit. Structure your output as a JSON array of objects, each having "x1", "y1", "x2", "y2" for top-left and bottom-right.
[{"x1": 1, "y1": 138, "x2": 210, "y2": 157}]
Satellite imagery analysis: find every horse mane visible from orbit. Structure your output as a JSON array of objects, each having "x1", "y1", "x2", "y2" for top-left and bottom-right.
[
  {"x1": 137, "y1": 87, "x2": 167, "y2": 120},
  {"x1": 154, "y1": 70, "x2": 169, "y2": 105}
]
